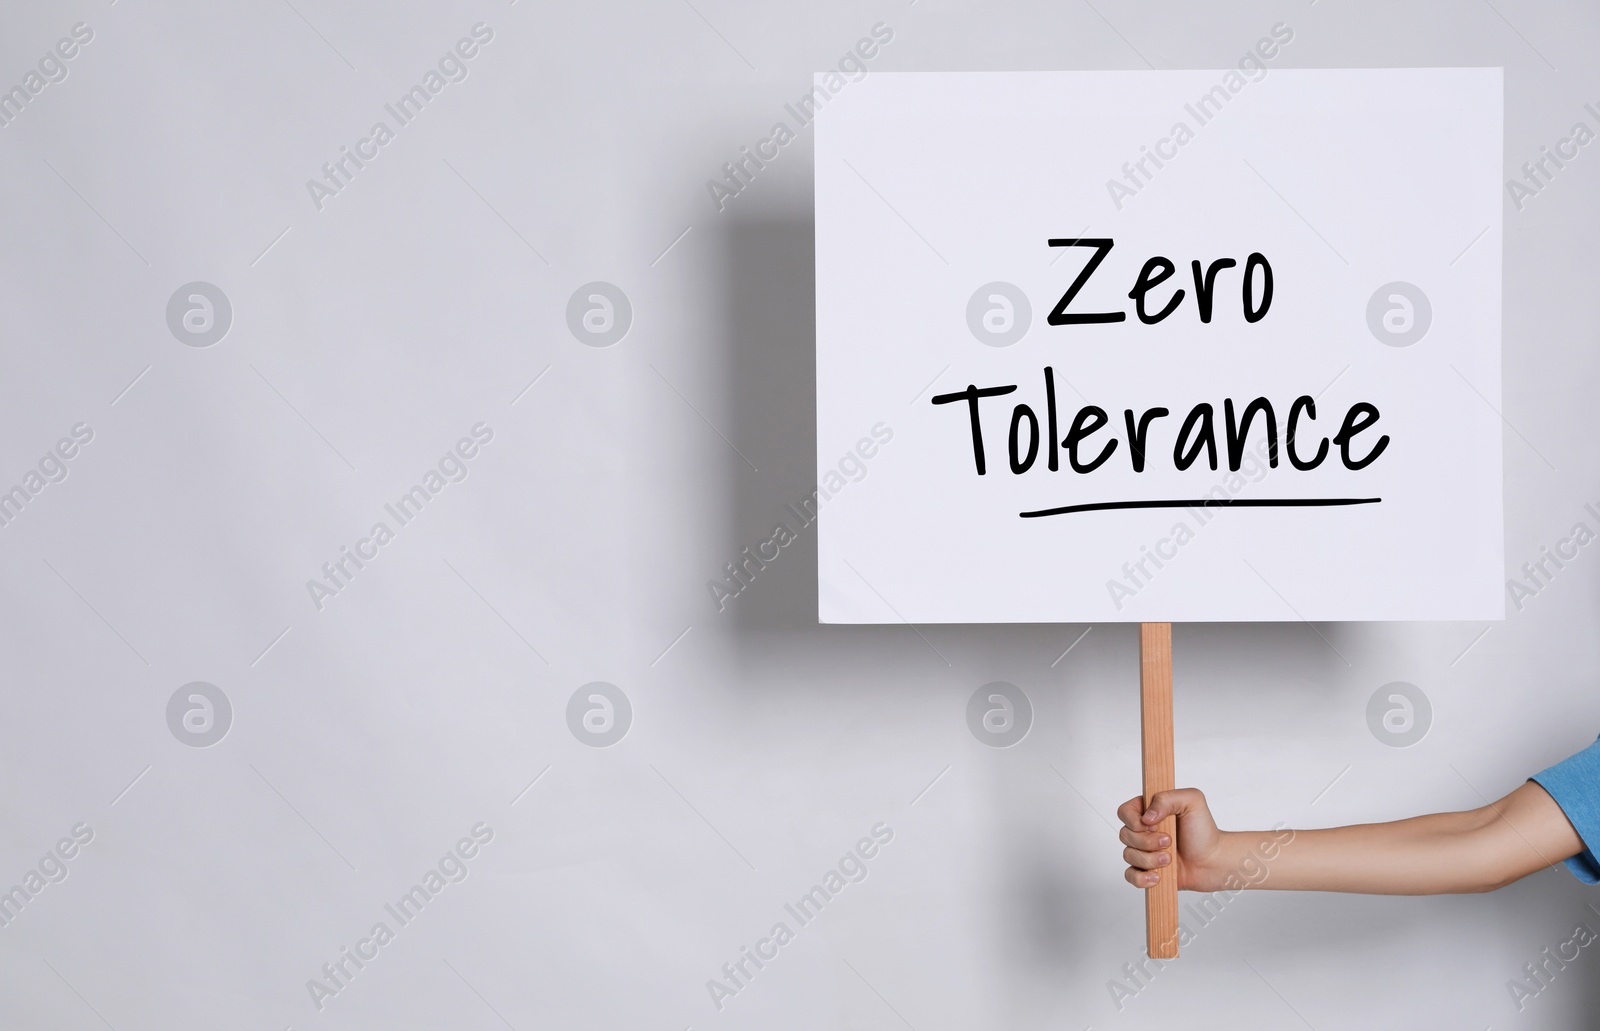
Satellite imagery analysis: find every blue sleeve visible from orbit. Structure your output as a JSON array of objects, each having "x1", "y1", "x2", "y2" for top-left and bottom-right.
[{"x1": 1531, "y1": 735, "x2": 1600, "y2": 884}]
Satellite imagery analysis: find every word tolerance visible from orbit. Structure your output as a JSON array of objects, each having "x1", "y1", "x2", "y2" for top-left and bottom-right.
[{"x1": 931, "y1": 242, "x2": 1388, "y2": 516}]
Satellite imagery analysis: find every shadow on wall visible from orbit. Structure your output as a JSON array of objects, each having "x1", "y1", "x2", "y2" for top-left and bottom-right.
[
  {"x1": 713, "y1": 215, "x2": 822, "y2": 639},
  {"x1": 706, "y1": 213, "x2": 1113, "y2": 663},
  {"x1": 708, "y1": 215, "x2": 1119, "y2": 991}
]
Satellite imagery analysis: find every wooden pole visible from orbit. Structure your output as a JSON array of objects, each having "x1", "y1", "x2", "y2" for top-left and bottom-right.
[{"x1": 1140, "y1": 622, "x2": 1178, "y2": 959}]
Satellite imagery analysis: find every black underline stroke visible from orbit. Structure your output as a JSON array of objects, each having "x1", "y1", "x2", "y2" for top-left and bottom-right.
[{"x1": 1019, "y1": 497, "x2": 1382, "y2": 519}]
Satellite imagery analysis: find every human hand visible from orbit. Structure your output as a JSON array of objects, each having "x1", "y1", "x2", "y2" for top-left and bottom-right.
[{"x1": 1116, "y1": 788, "x2": 1232, "y2": 893}]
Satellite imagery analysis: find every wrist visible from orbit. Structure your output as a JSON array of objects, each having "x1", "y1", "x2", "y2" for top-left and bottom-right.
[{"x1": 1181, "y1": 830, "x2": 1245, "y2": 892}]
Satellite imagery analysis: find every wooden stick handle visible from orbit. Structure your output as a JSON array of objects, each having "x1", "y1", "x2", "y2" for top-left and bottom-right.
[{"x1": 1140, "y1": 622, "x2": 1179, "y2": 959}]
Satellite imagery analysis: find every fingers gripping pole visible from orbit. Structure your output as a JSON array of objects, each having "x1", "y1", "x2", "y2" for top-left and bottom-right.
[{"x1": 1140, "y1": 622, "x2": 1179, "y2": 959}]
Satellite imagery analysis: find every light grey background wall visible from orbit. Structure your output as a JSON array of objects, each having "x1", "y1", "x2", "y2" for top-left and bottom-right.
[{"x1": 0, "y1": 0, "x2": 1596, "y2": 1028}]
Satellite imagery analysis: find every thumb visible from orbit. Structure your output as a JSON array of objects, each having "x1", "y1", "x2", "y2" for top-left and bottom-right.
[{"x1": 1139, "y1": 787, "x2": 1210, "y2": 828}]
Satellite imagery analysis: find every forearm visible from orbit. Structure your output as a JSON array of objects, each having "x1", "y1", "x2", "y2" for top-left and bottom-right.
[
  {"x1": 1203, "y1": 783, "x2": 1583, "y2": 895},
  {"x1": 1214, "y1": 811, "x2": 1499, "y2": 894}
]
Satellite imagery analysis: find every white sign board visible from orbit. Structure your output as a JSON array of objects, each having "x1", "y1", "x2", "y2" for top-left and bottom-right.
[{"x1": 815, "y1": 68, "x2": 1503, "y2": 623}]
